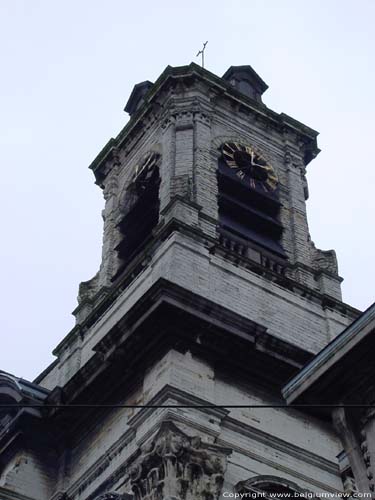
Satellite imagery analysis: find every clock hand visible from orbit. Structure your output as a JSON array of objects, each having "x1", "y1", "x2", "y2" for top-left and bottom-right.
[
  {"x1": 233, "y1": 163, "x2": 269, "y2": 175},
  {"x1": 252, "y1": 161, "x2": 269, "y2": 170},
  {"x1": 231, "y1": 163, "x2": 257, "y2": 171}
]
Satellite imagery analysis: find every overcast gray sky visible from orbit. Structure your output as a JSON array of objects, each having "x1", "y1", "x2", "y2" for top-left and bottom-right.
[{"x1": 1, "y1": 0, "x2": 374, "y2": 381}]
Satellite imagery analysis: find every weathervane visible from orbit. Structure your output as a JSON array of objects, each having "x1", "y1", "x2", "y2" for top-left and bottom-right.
[{"x1": 196, "y1": 41, "x2": 208, "y2": 68}]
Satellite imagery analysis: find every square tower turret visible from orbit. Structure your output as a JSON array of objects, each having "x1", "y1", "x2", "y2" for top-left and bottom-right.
[{"x1": 81, "y1": 63, "x2": 345, "y2": 324}]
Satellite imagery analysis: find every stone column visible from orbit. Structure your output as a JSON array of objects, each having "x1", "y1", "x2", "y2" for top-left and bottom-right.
[
  {"x1": 360, "y1": 407, "x2": 375, "y2": 494},
  {"x1": 333, "y1": 407, "x2": 371, "y2": 494}
]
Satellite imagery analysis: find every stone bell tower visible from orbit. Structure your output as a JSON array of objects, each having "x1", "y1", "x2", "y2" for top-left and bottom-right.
[{"x1": 0, "y1": 63, "x2": 360, "y2": 500}]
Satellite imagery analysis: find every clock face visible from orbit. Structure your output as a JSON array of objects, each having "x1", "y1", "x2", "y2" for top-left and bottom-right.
[{"x1": 221, "y1": 142, "x2": 278, "y2": 193}]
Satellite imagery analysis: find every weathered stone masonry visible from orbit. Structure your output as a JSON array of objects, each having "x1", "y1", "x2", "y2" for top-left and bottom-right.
[{"x1": 0, "y1": 63, "x2": 363, "y2": 500}]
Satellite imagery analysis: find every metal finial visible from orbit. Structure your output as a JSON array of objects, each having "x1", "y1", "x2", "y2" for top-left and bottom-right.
[{"x1": 196, "y1": 41, "x2": 208, "y2": 68}]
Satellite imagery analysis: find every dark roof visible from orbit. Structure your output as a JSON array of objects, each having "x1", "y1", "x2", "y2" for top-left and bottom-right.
[
  {"x1": 282, "y1": 302, "x2": 375, "y2": 407},
  {"x1": 0, "y1": 370, "x2": 49, "y2": 407},
  {"x1": 222, "y1": 65, "x2": 269, "y2": 94},
  {"x1": 124, "y1": 80, "x2": 153, "y2": 116}
]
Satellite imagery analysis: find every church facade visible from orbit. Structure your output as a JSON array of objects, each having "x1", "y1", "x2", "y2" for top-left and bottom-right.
[{"x1": 0, "y1": 63, "x2": 369, "y2": 500}]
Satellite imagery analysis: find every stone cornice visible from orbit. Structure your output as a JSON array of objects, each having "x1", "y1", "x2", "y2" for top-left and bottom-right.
[
  {"x1": 66, "y1": 428, "x2": 135, "y2": 499},
  {"x1": 127, "y1": 384, "x2": 230, "y2": 437},
  {"x1": 33, "y1": 358, "x2": 58, "y2": 385},
  {"x1": 223, "y1": 416, "x2": 339, "y2": 475},
  {"x1": 89, "y1": 63, "x2": 320, "y2": 185},
  {"x1": 52, "y1": 393, "x2": 340, "y2": 500},
  {"x1": 63, "y1": 392, "x2": 228, "y2": 500},
  {"x1": 49, "y1": 217, "x2": 359, "y2": 363},
  {"x1": 40, "y1": 275, "x2": 318, "y2": 437},
  {"x1": 0, "y1": 487, "x2": 38, "y2": 500},
  {"x1": 221, "y1": 436, "x2": 340, "y2": 493}
]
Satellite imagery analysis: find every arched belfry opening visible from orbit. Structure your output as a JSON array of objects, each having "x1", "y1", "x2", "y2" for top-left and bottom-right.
[
  {"x1": 115, "y1": 152, "x2": 161, "y2": 274},
  {"x1": 236, "y1": 475, "x2": 306, "y2": 497},
  {"x1": 217, "y1": 141, "x2": 286, "y2": 268}
]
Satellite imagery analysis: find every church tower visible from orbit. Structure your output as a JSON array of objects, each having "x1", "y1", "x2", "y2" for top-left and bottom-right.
[{"x1": 0, "y1": 63, "x2": 360, "y2": 500}]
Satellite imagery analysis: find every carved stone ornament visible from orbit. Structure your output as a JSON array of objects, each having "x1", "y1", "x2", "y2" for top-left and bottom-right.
[
  {"x1": 310, "y1": 241, "x2": 338, "y2": 275},
  {"x1": 96, "y1": 493, "x2": 130, "y2": 500},
  {"x1": 49, "y1": 494, "x2": 72, "y2": 500},
  {"x1": 360, "y1": 427, "x2": 375, "y2": 492},
  {"x1": 129, "y1": 421, "x2": 231, "y2": 500}
]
